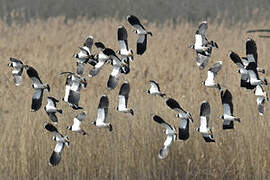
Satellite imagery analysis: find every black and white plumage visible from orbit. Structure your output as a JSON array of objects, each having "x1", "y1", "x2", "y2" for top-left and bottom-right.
[
  {"x1": 219, "y1": 89, "x2": 240, "y2": 129},
  {"x1": 8, "y1": 57, "x2": 25, "y2": 86},
  {"x1": 117, "y1": 81, "x2": 134, "y2": 115},
  {"x1": 165, "y1": 97, "x2": 193, "y2": 140},
  {"x1": 67, "y1": 111, "x2": 87, "y2": 135},
  {"x1": 190, "y1": 21, "x2": 218, "y2": 70},
  {"x1": 44, "y1": 123, "x2": 69, "y2": 167},
  {"x1": 25, "y1": 65, "x2": 50, "y2": 112},
  {"x1": 60, "y1": 72, "x2": 87, "y2": 110},
  {"x1": 152, "y1": 115, "x2": 176, "y2": 159},
  {"x1": 228, "y1": 51, "x2": 253, "y2": 89},
  {"x1": 145, "y1": 80, "x2": 166, "y2": 97},
  {"x1": 203, "y1": 61, "x2": 222, "y2": 90},
  {"x1": 165, "y1": 98, "x2": 193, "y2": 121},
  {"x1": 91, "y1": 95, "x2": 112, "y2": 131},
  {"x1": 246, "y1": 39, "x2": 266, "y2": 85},
  {"x1": 73, "y1": 36, "x2": 96, "y2": 74},
  {"x1": 88, "y1": 42, "x2": 109, "y2": 77},
  {"x1": 44, "y1": 97, "x2": 63, "y2": 124},
  {"x1": 246, "y1": 62, "x2": 267, "y2": 86},
  {"x1": 229, "y1": 38, "x2": 266, "y2": 89},
  {"x1": 196, "y1": 101, "x2": 215, "y2": 143},
  {"x1": 254, "y1": 85, "x2": 268, "y2": 116},
  {"x1": 117, "y1": 26, "x2": 134, "y2": 62},
  {"x1": 104, "y1": 48, "x2": 128, "y2": 90},
  {"x1": 127, "y1": 15, "x2": 152, "y2": 55}
]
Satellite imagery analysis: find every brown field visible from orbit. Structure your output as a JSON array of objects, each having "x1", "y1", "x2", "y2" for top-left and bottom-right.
[{"x1": 1, "y1": 17, "x2": 270, "y2": 179}]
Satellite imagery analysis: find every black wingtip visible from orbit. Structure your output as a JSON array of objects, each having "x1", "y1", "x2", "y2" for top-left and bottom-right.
[{"x1": 44, "y1": 123, "x2": 58, "y2": 133}]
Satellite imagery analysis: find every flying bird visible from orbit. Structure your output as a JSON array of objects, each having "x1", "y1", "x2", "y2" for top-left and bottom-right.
[
  {"x1": 127, "y1": 15, "x2": 152, "y2": 55},
  {"x1": 228, "y1": 38, "x2": 266, "y2": 89},
  {"x1": 89, "y1": 42, "x2": 109, "y2": 77},
  {"x1": 73, "y1": 36, "x2": 96, "y2": 74},
  {"x1": 145, "y1": 80, "x2": 166, "y2": 97},
  {"x1": 67, "y1": 111, "x2": 87, "y2": 135},
  {"x1": 202, "y1": 61, "x2": 222, "y2": 90},
  {"x1": 91, "y1": 95, "x2": 112, "y2": 131},
  {"x1": 254, "y1": 84, "x2": 269, "y2": 115},
  {"x1": 44, "y1": 97, "x2": 63, "y2": 124},
  {"x1": 189, "y1": 21, "x2": 218, "y2": 70},
  {"x1": 117, "y1": 81, "x2": 134, "y2": 115},
  {"x1": 196, "y1": 101, "x2": 215, "y2": 142},
  {"x1": 219, "y1": 89, "x2": 240, "y2": 129},
  {"x1": 8, "y1": 57, "x2": 25, "y2": 86},
  {"x1": 60, "y1": 72, "x2": 87, "y2": 110},
  {"x1": 152, "y1": 115, "x2": 176, "y2": 159},
  {"x1": 117, "y1": 25, "x2": 134, "y2": 62},
  {"x1": 165, "y1": 98, "x2": 193, "y2": 121},
  {"x1": 165, "y1": 97, "x2": 193, "y2": 140},
  {"x1": 44, "y1": 123, "x2": 69, "y2": 167},
  {"x1": 25, "y1": 65, "x2": 50, "y2": 112},
  {"x1": 104, "y1": 48, "x2": 128, "y2": 90}
]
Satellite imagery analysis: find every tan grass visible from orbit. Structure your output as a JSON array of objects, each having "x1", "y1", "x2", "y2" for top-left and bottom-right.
[{"x1": 1, "y1": 17, "x2": 270, "y2": 179}]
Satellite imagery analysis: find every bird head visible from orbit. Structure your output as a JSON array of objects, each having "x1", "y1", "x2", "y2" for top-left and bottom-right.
[
  {"x1": 219, "y1": 115, "x2": 224, "y2": 119},
  {"x1": 8, "y1": 63, "x2": 13, "y2": 67},
  {"x1": 24, "y1": 65, "x2": 29, "y2": 70},
  {"x1": 195, "y1": 127, "x2": 199, "y2": 132},
  {"x1": 66, "y1": 126, "x2": 72, "y2": 130},
  {"x1": 91, "y1": 121, "x2": 96, "y2": 126},
  {"x1": 201, "y1": 81, "x2": 205, "y2": 85},
  {"x1": 147, "y1": 31, "x2": 153, "y2": 36},
  {"x1": 188, "y1": 44, "x2": 195, "y2": 49},
  {"x1": 144, "y1": 89, "x2": 150, "y2": 94},
  {"x1": 52, "y1": 136, "x2": 56, "y2": 141}
]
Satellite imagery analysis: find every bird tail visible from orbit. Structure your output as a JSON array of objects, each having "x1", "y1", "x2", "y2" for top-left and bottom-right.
[{"x1": 57, "y1": 109, "x2": 63, "y2": 114}]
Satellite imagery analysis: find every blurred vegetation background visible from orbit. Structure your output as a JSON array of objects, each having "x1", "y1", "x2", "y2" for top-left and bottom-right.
[
  {"x1": 1, "y1": 0, "x2": 270, "y2": 179},
  {"x1": 0, "y1": 0, "x2": 269, "y2": 24}
]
